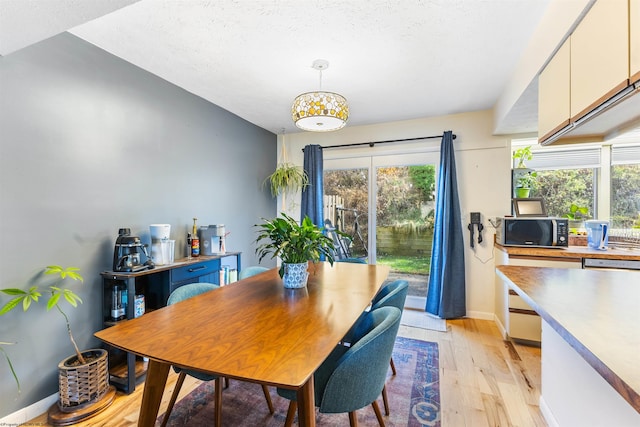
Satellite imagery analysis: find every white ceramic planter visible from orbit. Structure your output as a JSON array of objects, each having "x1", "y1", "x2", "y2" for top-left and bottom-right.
[{"x1": 282, "y1": 262, "x2": 309, "y2": 289}]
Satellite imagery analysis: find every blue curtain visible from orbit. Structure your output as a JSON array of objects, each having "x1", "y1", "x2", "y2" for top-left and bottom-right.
[
  {"x1": 426, "y1": 131, "x2": 466, "y2": 318},
  {"x1": 301, "y1": 144, "x2": 323, "y2": 226}
]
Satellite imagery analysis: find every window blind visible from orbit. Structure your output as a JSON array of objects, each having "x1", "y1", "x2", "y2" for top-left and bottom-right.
[
  {"x1": 525, "y1": 147, "x2": 601, "y2": 170},
  {"x1": 611, "y1": 144, "x2": 640, "y2": 165}
]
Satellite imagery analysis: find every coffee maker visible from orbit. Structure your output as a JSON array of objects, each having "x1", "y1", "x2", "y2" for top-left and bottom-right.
[{"x1": 112, "y1": 228, "x2": 154, "y2": 272}]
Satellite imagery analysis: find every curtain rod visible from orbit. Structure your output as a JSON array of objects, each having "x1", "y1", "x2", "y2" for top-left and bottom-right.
[{"x1": 302, "y1": 134, "x2": 456, "y2": 151}]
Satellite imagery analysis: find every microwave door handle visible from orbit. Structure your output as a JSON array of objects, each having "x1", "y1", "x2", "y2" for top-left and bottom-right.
[{"x1": 551, "y1": 219, "x2": 558, "y2": 246}]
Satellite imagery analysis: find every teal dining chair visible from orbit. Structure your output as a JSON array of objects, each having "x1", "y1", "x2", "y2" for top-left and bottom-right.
[
  {"x1": 336, "y1": 257, "x2": 367, "y2": 264},
  {"x1": 342, "y1": 279, "x2": 409, "y2": 416},
  {"x1": 160, "y1": 282, "x2": 274, "y2": 427},
  {"x1": 367, "y1": 279, "x2": 409, "y2": 415},
  {"x1": 276, "y1": 306, "x2": 402, "y2": 427},
  {"x1": 238, "y1": 265, "x2": 269, "y2": 280}
]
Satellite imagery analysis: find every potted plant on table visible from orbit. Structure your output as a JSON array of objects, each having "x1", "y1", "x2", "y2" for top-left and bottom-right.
[
  {"x1": 512, "y1": 145, "x2": 533, "y2": 169},
  {"x1": 515, "y1": 171, "x2": 537, "y2": 198},
  {"x1": 564, "y1": 203, "x2": 590, "y2": 234},
  {"x1": 254, "y1": 213, "x2": 338, "y2": 289},
  {"x1": 0, "y1": 265, "x2": 115, "y2": 424}
]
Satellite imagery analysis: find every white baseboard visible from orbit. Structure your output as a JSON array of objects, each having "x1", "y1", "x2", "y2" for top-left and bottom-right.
[
  {"x1": 404, "y1": 297, "x2": 494, "y2": 322},
  {"x1": 465, "y1": 310, "x2": 494, "y2": 321},
  {"x1": 493, "y1": 313, "x2": 508, "y2": 339},
  {"x1": 0, "y1": 393, "x2": 57, "y2": 426},
  {"x1": 539, "y1": 396, "x2": 559, "y2": 427}
]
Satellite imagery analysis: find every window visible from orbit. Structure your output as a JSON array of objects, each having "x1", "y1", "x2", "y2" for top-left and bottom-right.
[
  {"x1": 511, "y1": 138, "x2": 640, "y2": 234},
  {"x1": 513, "y1": 141, "x2": 598, "y2": 220},
  {"x1": 611, "y1": 144, "x2": 640, "y2": 228}
]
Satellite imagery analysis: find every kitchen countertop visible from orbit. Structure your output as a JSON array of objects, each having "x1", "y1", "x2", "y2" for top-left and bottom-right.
[
  {"x1": 496, "y1": 265, "x2": 640, "y2": 413},
  {"x1": 495, "y1": 243, "x2": 640, "y2": 260}
]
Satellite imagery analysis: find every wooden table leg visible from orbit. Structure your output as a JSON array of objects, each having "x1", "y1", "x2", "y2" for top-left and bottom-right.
[
  {"x1": 138, "y1": 359, "x2": 170, "y2": 427},
  {"x1": 297, "y1": 376, "x2": 316, "y2": 427}
]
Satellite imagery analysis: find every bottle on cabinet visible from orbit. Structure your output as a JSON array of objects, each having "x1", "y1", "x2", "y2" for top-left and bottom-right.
[
  {"x1": 191, "y1": 217, "x2": 200, "y2": 257},
  {"x1": 110, "y1": 283, "x2": 126, "y2": 322}
]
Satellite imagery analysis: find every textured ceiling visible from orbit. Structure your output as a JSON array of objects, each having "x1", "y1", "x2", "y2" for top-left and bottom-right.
[{"x1": 1, "y1": 0, "x2": 553, "y2": 135}]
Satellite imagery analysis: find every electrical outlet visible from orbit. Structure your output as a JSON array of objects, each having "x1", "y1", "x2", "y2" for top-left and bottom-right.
[{"x1": 470, "y1": 212, "x2": 481, "y2": 224}]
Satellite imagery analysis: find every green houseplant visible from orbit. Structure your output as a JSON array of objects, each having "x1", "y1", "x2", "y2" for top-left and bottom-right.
[
  {"x1": 264, "y1": 163, "x2": 309, "y2": 198},
  {"x1": 564, "y1": 203, "x2": 590, "y2": 234},
  {"x1": 515, "y1": 171, "x2": 537, "y2": 198},
  {"x1": 0, "y1": 265, "x2": 114, "y2": 417},
  {"x1": 255, "y1": 213, "x2": 337, "y2": 288},
  {"x1": 0, "y1": 341, "x2": 19, "y2": 391},
  {"x1": 513, "y1": 146, "x2": 533, "y2": 168}
]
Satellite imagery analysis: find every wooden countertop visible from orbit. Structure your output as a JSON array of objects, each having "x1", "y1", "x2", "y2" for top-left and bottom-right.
[
  {"x1": 496, "y1": 265, "x2": 640, "y2": 413},
  {"x1": 495, "y1": 244, "x2": 640, "y2": 261},
  {"x1": 101, "y1": 252, "x2": 241, "y2": 278}
]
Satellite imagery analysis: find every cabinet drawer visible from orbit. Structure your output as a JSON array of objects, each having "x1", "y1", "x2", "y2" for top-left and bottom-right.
[
  {"x1": 508, "y1": 311, "x2": 541, "y2": 342},
  {"x1": 508, "y1": 290, "x2": 536, "y2": 311},
  {"x1": 171, "y1": 259, "x2": 220, "y2": 284}
]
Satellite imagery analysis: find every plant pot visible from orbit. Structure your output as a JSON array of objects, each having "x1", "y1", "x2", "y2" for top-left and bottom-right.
[
  {"x1": 514, "y1": 187, "x2": 530, "y2": 198},
  {"x1": 568, "y1": 220, "x2": 586, "y2": 235},
  {"x1": 57, "y1": 348, "x2": 110, "y2": 412},
  {"x1": 282, "y1": 262, "x2": 309, "y2": 289}
]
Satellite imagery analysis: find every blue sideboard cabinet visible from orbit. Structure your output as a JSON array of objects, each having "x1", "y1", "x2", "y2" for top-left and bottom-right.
[{"x1": 100, "y1": 252, "x2": 241, "y2": 393}]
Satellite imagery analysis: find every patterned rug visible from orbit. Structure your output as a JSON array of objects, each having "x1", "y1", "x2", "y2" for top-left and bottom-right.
[{"x1": 156, "y1": 337, "x2": 440, "y2": 426}]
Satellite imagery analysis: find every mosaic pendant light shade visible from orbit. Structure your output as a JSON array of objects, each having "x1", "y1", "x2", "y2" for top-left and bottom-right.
[{"x1": 292, "y1": 60, "x2": 349, "y2": 132}]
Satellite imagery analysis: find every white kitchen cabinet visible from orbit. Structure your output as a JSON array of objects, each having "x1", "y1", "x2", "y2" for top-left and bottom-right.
[
  {"x1": 538, "y1": 39, "x2": 571, "y2": 142},
  {"x1": 632, "y1": 0, "x2": 640, "y2": 83},
  {"x1": 495, "y1": 250, "x2": 581, "y2": 344},
  {"x1": 570, "y1": 0, "x2": 629, "y2": 120}
]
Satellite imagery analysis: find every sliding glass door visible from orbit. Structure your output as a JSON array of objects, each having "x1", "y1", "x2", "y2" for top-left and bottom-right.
[{"x1": 324, "y1": 153, "x2": 438, "y2": 306}]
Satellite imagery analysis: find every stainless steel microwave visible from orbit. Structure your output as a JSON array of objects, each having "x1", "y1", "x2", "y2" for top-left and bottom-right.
[{"x1": 496, "y1": 217, "x2": 569, "y2": 248}]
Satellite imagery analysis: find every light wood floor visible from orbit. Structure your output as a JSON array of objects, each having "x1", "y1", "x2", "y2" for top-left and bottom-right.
[{"x1": 27, "y1": 318, "x2": 546, "y2": 426}]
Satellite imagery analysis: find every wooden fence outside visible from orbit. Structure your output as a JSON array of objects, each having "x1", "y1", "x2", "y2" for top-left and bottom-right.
[{"x1": 324, "y1": 195, "x2": 344, "y2": 227}]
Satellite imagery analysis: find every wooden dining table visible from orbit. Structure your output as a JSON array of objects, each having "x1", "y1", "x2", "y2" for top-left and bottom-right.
[{"x1": 94, "y1": 261, "x2": 390, "y2": 427}]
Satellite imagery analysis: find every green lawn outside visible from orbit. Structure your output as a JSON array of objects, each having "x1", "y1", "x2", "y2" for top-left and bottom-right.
[{"x1": 376, "y1": 255, "x2": 430, "y2": 275}]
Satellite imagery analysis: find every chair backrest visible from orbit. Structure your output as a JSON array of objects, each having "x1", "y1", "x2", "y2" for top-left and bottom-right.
[
  {"x1": 238, "y1": 266, "x2": 269, "y2": 280},
  {"x1": 167, "y1": 282, "x2": 219, "y2": 305},
  {"x1": 371, "y1": 279, "x2": 409, "y2": 311},
  {"x1": 315, "y1": 306, "x2": 402, "y2": 414},
  {"x1": 336, "y1": 258, "x2": 367, "y2": 264}
]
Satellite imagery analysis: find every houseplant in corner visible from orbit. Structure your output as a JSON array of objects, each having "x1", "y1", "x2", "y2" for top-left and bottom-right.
[
  {"x1": 264, "y1": 136, "x2": 309, "y2": 210},
  {"x1": 564, "y1": 203, "x2": 590, "y2": 234},
  {"x1": 515, "y1": 171, "x2": 537, "y2": 198},
  {"x1": 512, "y1": 145, "x2": 533, "y2": 169},
  {"x1": 0, "y1": 265, "x2": 115, "y2": 423},
  {"x1": 255, "y1": 213, "x2": 337, "y2": 288}
]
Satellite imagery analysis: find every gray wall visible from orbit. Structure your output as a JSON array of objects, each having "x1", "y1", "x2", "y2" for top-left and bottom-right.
[{"x1": 0, "y1": 33, "x2": 276, "y2": 416}]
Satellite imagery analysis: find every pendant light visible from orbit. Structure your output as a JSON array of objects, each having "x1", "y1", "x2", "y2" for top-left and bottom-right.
[{"x1": 291, "y1": 59, "x2": 349, "y2": 132}]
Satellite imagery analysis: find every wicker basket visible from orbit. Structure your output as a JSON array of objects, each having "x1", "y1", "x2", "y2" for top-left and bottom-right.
[{"x1": 57, "y1": 349, "x2": 109, "y2": 412}]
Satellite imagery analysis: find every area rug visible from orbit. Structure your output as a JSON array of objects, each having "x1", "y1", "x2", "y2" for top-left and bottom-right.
[
  {"x1": 401, "y1": 309, "x2": 448, "y2": 332},
  {"x1": 156, "y1": 337, "x2": 440, "y2": 426}
]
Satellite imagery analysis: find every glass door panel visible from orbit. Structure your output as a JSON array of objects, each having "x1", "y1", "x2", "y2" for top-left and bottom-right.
[
  {"x1": 324, "y1": 153, "x2": 438, "y2": 307},
  {"x1": 324, "y1": 165, "x2": 369, "y2": 262},
  {"x1": 375, "y1": 165, "x2": 434, "y2": 299}
]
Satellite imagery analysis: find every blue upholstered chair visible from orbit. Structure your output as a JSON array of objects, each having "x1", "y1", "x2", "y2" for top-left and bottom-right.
[
  {"x1": 342, "y1": 279, "x2": 409, "y2": 416},
  {"x1": 277, "y1": 306, "x2": 402, "y2": 427},
  {"x1": 336, "y1": 257, "x2": 367, "y2": 264},
  {"x1": 238, "y1": 265, "x2": 269, "y2": 280},
  {"x1": 160, "y1": 282, "x2": 274, "y2": 427},
  {"x1": 371, "y1": 279, "x2": 409, "y2": 312}
]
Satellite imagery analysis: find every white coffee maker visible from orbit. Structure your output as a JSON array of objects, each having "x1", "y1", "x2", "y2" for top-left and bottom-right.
[{"x1": 150, "y1": 224, "x2": 174, "y2": 264}]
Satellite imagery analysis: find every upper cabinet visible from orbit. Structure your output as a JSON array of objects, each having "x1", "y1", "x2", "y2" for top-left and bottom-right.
[
  {"x1": 539, "y1": 0, "x2": 639, "y2": 145},
  {"x1": 570, "y1": 0, "x2": 629, "y2": 119},
  {"x1": 632, "y1": 0, "x2": 640, "y2": 83},
  {"x1": 538, "y1": 39, "x2": 571, "y2": 141}
]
